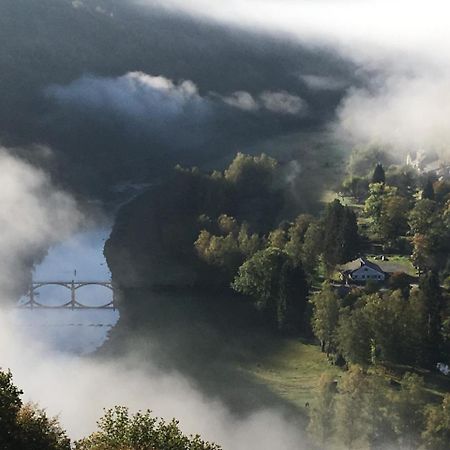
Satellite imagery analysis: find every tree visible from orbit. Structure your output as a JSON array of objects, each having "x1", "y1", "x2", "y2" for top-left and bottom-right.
[
  {"x1": 75, "y1": 407, "x2": 220, "y2": 450},
  {"x1": 194, "y1": 218, "x2": 261, "y2": 280},
  {"x1": 372, "y1": 163, "x2": 385, "y2": 184},
  {"x1": 392, "y1": 373, "x2": 428, "y2": 450},
  {"x1": 311, "y1": 284, "x2": 340, "y2": 355},
  {"x1": 277, "y1": 258, "x2": 309, "y2": 332},
  {"x1": 409, "y1": 199, "x2": 438, "y2": 235},
  {"x1": 224, "y1": 152, "x2": 277, "y2": 188},
  {"x1": 267, "y1": 228, "x2": 287, "y2": 250},
  {"x1": 342, "y1": 175, "x2": 369, "y2": 200},
  {"x1": 363, "y1": 292, "x2": 407, "y2": 365},
  {"x1": 364, "y1": 183, "x2": 397, "y2": 236},
  {"x1": 334, "y1": 366, "x2": 372, "y2": 449},
  {"x1": 284, "y1": 214, "x2": 315, "y2": 264},
  {"x1": 419, "y1": 271, "x2": 445, "y2": 364},
  {"x1": 16, "y1": 404, "x2": 70, "y2": 450},
  {"x1": 422, "y1": 394, "x2": 450, "y2": 450},
  {"x1": 300, "y1": 222, "x2": 323, "y2": 276},
  {"x1": 308, "y1": 373, "x2": 337, "y2": 447},
  {"x1": 0, "y1": 370, "x2": 70, "y2": 450},
  {"x1": 412, "y1": 233, "x2": 434, "y2": 274},
  {"x1": 379, "y1": 194, "x2": 409, "y2": 244},
  {"x1": 0, "y1": 370, "x2": 22, "y2": 450},
  {"x1": 337, "y1": 306, "x2": 372, "y2": 366},
  {"x1": 322, "y1": 200, "x2": 360, "y2": 270},
  {"x1": 422, "y1": 178, "x2": 435, "y2": 200},
  {"x1": 232, "y1": 248, "x2": 309, "y2": 331}
]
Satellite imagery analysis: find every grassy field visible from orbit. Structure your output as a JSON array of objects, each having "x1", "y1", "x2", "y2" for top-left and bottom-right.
[
  {"x1": 367, "y1": 255, "x2": 417, "y2": 276},
  {"x1": 239, "y1": 337, "x2": 450, "y2": 414},
  {"x1": 240, "y1": 339, "x2": 341, "y2": 412}
]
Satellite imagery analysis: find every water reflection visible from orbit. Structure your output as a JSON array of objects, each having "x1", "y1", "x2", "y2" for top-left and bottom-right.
[{"x1": 15, "y1": 226, "x2": 119, "y2": 354}]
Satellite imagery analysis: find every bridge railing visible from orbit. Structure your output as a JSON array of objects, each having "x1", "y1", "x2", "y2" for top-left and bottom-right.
[{"x1": 19, "y1": 280, "x2": 116, "y2": 310}]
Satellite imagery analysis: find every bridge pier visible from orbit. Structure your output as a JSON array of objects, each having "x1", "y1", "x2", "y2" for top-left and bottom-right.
[
  {"x1": 20, "y1": 280, "x2": 115, "y2": 310},
  {"x1": 71, "y1": 280, "x2": 76, "y2": 310}
]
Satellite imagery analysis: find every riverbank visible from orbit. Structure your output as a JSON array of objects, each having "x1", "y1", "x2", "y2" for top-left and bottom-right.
[{"x1": 99, "y1": 287, "x2": 337, "y2": 421}]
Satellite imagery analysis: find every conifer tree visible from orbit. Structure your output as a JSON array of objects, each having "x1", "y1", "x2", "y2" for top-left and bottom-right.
[
  {"x1": 372, "y1": 163, "x2": 385, "y2": 184},
  {"x1": 422, "y1": 178, "x2": 435, "y2": 200},
  {"x1": 419, "y1": 271, "x2": 445, "y2": 364}
]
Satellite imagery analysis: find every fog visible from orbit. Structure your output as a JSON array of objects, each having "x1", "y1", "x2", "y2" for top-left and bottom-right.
[
  {"x1": 0, "y1": 146, "x2": 309, "y2": 447},
  {"x1": 0, "y1": 1, "x2": 447, "y2": 448},
  {"x1": 0, "y1": 310, "x2": 307, "y2": 448},
  {"x1": 140, "y1": 0, "x2": 450, "y2": 157}
]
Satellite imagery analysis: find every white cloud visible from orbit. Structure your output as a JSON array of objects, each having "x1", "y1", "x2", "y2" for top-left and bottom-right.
[
  {"x1": 136, "y1": 1, "x2": 450, "y2": 155},
  {"x1": 139, "y1": 0, "x2": 450, "y2": 68},
  {"x1": 260, "y1": 91, "x2": 306, "y2": 115},
  {"x1": 0, "y1": 150, "x2": 81, "y2": 296},
  {"x1": 337, "y1": 74, "x2": 450, "y2": 157},
  {"x1": 0, "y1": 146, "x2": 308, "y2": 448},
  {"x1": 222, "y1": 90, "x2": 306, "y2": 115},
  {"x1": 301, "y1": 75, "x2": 347, "y2": 91},
  {"x1": 222, "y1": 91, "x2": 259, "y2": 111},
  {"x1": 47, "y1": 72, "x2": 208, "y2": 122},
  {"x1": 0, "y1": 307, "x2": 307, "y2": 448}
]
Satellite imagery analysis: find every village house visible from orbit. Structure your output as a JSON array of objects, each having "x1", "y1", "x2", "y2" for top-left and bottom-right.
[{"x1": 341, "y1": 257, "x2": 386, "y2": 284}]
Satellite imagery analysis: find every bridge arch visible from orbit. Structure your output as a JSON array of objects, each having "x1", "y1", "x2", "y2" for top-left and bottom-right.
[{"x1": 21, "y1": 280, "x2": 116, "y2": 310}]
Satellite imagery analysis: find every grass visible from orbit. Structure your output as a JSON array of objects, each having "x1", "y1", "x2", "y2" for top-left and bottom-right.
[
  {"x1": 367, "y1": 255, "x2": 417, "y2": 277},
  {"x1": 239, "y1": 337, "x2": 450, "y2": 414},
  {"x1": 239, "y1": 338, "x2": 341, "y2": 412}
]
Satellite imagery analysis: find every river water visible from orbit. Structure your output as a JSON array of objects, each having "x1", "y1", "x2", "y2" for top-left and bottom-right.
[{"x1": 11, "y1": 226, "x2": 120, "y2": 354}]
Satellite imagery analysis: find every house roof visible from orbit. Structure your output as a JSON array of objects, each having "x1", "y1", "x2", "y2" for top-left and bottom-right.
[
  {"x1": 340, "y1": 257, "x2": 385, "y2": 274},
  {"x1": 358, "y1": 257, "x2": 384, "y2": 273}
]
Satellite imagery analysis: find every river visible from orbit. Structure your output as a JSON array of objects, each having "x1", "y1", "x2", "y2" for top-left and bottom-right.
[{"x1": 11, "y1": 226, "x2": 120, "y2": 355}]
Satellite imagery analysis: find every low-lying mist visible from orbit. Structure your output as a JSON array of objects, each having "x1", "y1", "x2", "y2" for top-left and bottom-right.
[
  {"x1": 0, "y1": 309, "x2": 307, "y2": 448},
  {"x1": 0, "y1": 147, "x2": 308, "y2": 448}
]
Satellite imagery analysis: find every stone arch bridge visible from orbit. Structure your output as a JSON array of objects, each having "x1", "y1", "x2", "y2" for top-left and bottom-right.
[{"x1": 20, "y1": 280, "x2": 116, "y2": 310}]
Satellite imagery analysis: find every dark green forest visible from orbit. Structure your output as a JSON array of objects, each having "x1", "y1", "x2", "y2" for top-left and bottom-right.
[{"x1": 102, "y1": 149, "x2": 450, "y2": 449}]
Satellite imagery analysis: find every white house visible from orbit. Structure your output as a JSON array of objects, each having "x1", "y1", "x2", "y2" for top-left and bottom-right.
[{"x1": 343, "y1": 257, "x2": 386, "y2": 283}]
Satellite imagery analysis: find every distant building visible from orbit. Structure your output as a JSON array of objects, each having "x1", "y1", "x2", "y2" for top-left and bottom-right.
[{"x1": 341, "y1": 257, "x2": 386, "y2": 283}]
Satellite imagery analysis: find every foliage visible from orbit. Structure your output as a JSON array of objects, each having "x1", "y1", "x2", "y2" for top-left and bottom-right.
[
  {"x1": 0, "y1": 370, "x2": 70, "y2": 450},
  {"x1": 232, "y1": 247, "x2": 309, "y2": 331},
  {"x1": 379, "y1": 194, "x2": 409, "y2": 243},
  {"x1": 341, "y1": 175, "x2": 369, "y2": 200},
  {"x1": 307, "y1": 372, "x2": 336, "y2": 446},
  {"x1": 422, "y1": 394, "x2": 450, "y2": 450},
  {"x1": 16, "y1": 403, "x2": 71, "y2": 450},
  {"x1": 75, "y1": 407, "x2": 220, "y2": 450},
  {"x1": 0, "y1": 370, "x2": 22, "y2": 449},
  {"x1": 372, "y1": 163, "x2": 385, "y2": 184},
  {"x1": 310, "y1": 278, "x2": 448, "y2": 368},
  {"x1": 310, "y1": 284, "x2": 340, "y2": 355},
  {"x1": 337, "y1": 305, "x2": 372, "y2": 366},
  {"x1": 423, "y1": 178, "x2": 436, "y2": 200},
  {"x1": 409, "y1": 199, "x2": 439, "y2": 235},
  {"x1": 419, "y1": 271, "x2": 445, "y2": 364},
  {"x1": 321, "y1": 199, "x2": 360, "y2": 270},
  {"x1": 347, "y1": 146, "x2": 393, "y2": 178},
  {"x1": 364, "y1": 183, "x2": 411, "y2": 246},
  {"x1": 309, "y1": 367, "x2": 433, "y2": 450},
  {"x1": 224, "y1": 152, "x2": 277, "y2": 187},
  {"x1": 194, "y1": 217, "x2": 261, "y2": 279}
]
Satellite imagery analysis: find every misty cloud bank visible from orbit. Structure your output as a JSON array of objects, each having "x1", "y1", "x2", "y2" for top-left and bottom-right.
[
  {"x1": 222, "y1": 90, "x2": 306, "y2": 115},
  {"x1": 47, "y1": 72, "x2": 210, "y2": 126},
  {"x1": 47, "y1": 71, "x2": 307, "y2": 120},
  {"x1": 1, "y1": 1, "x2": 450, "y2": 448},
  {"x1": 0, "y1": 145, "x2": 307, "y2": 448},
  {"x1": 0, "y1": 149, "x2": 81, "y2": 298},
  {"x1": 337, "y1": 74, "x2": 450, "y2": 156},
  {"x1": 141, "y1": 0, "x2": 450, "y2": 159},
  {"x1": 0, "y1": 313, "x2": 306, "y2": 448}
]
